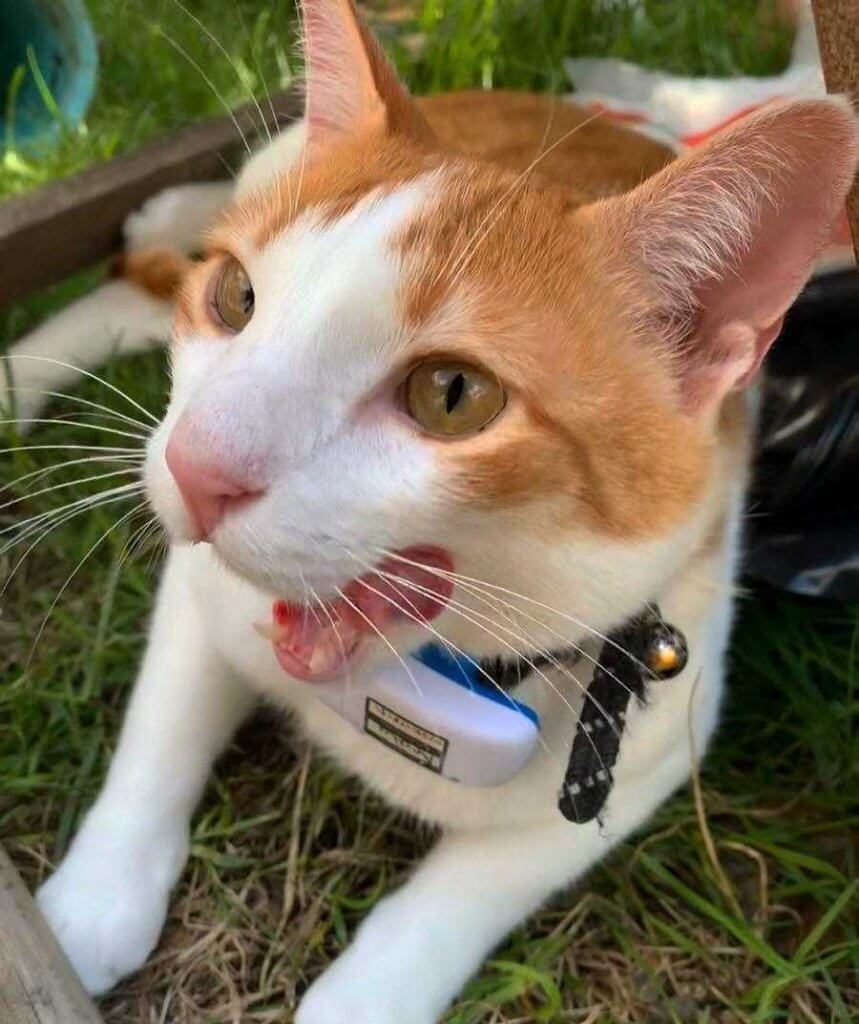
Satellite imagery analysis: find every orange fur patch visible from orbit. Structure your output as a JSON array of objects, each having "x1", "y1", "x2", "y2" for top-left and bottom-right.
[
  {"x1": 113, "y1": 248, "x2": 193, "y2": 302},
  {"x1": 214, "y1": 91, "x2": 672, "y2": 255}
]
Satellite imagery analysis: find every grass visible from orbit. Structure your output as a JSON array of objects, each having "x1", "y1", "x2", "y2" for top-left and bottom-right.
[{"x1": 1, "y1": 1, "x2": 857, "y2": 1022}]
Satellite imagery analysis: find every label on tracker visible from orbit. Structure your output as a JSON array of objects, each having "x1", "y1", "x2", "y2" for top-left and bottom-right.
[
  {"x1": 312, "y1": 645, "x2": 541, "y2": 787},
  {"x1": 364, "y1": 698, "x2": 448, "y2": 773}
]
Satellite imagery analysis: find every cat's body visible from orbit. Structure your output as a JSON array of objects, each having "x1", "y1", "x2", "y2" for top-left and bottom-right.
[{"x1": 6, "y1": 3, "x2": 857, "y2": 1021}]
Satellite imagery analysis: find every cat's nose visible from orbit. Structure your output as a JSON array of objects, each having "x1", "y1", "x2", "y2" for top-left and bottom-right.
[{"x1": 165, "y1": 424, "x2": 263, "y2": 541}]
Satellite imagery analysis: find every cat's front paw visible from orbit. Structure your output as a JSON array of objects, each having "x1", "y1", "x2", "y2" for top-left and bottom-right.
[
  {"x1": 296, "y1": 960, "x2": 435, "y2": 1024},
  {"x1": 123, "y1": 182, "x2": 230, "y2": 255},
  {"x1": 123, "y1": 187, "x2": 198, "y2": 253},
  {"x1": 36, "y1": 824, "x2": 187, "y2": 995},
  {"x1": 297, "y1": 989, "x2": 418, "y2": 1024}
]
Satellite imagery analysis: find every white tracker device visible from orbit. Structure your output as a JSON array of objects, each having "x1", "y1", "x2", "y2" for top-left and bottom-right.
[{"x1": 312, "y1": 644, "x2": 541, "y2": 787}]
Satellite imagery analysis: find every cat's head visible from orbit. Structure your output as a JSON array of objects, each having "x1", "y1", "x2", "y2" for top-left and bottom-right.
[{"x1": 145, "y1": 0, "x2": 858, "y2": 680}]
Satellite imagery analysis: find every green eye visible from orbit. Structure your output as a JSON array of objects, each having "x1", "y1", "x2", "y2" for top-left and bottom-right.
[
  {"x1": 405, "y1": 360, "x2": 506, "y2": 437},
  {"x1": 213, "y1": 257, "x2": 254, "y2": 332}
]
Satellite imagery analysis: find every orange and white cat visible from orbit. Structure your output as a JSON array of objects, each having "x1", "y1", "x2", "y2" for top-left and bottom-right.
[{"x1": 7, "y1": 1, "x2": 856, "y2": 1020}]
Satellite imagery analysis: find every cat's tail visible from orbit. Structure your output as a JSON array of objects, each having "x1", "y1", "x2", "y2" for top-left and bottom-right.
[{"x1": 1, "y1": 248, "x2": 189, "y2": 428}]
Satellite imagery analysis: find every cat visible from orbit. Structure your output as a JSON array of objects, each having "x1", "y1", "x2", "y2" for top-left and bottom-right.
[{"x1": 5, "y1": 1, "x2": 856, "y2": 1020}]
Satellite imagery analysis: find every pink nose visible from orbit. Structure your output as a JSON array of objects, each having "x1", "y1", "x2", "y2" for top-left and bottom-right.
[{"x1": 165, "y1": 429, "x2": 262, "y2": 540}]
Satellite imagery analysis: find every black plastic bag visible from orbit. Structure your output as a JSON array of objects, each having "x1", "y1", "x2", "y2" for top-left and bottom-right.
[{"x1": 747, "y1": 269, "x2": 859, "y2": 601}]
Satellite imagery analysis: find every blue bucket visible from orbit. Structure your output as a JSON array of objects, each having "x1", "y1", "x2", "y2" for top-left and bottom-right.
[{"x1": 1, "y1": 0, "x2": 98, "y2": 150}]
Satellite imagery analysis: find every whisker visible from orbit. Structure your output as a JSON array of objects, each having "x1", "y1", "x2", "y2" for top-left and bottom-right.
[
  {"x1": 305, "y1": 578, "x2": 354, "y2": 695},
  {"x1": 297, "y1": 572, "x2": 324, "y2": 630},
  {"x1": 0, "y1": 454, "x2": 144, "y2": 496},
  {"x1": 0, "y1": 482, "x2": 144, "y2": 543},
  {"x1": 378, "y1": 548, "x2": 650, "y2": 673},
  {"x1": 333, "y1": 585, "x2": 424, "y2": 701},
  {"x1": 0, "y1": 481, "x2": 141, "y2": 538},
  {"x1": 140, "y1": 519, "x2": 165, "y2": 567},
  {"x1": 359, "y1": 555, "x2": 627, "y2": 776},
  {"x1": 364, "y1": 568, "x2": 615, "y2": 776},
  {"x1": 372, "y1": 567, "x2": 623, "y2": 749},
  {"x1": 290, "y1": 0, "x2": 309, "y2": 220},
  {"x1": 0, "y1": 466, "x2": 141, "y2": 514},
  {"x1": 118, "y1": 511, "x2": 161, "y2": 570},
  {"x1": 41, "y1": 412, "x2": 144, "y2": 432},
  {"x1": 358, "y1": 563, "x2": 481, "y2": 699},
  {"x1": 233, "y1": 0, "x2": 280, "y2": 132},
  {"x1": 348, "y1": 575, "x2": 552, "y2": 755},
  {"x1": 147, "y1": 532, "x2": 170, "y2": 576},
  {"x1": 146, "y1": 23, "x2": 252, "y2": 155},
  {"x1": 398, "y1": 566, "x2": 638, "y2": 708},
  {"x1": 25, "y1": 501, "x2": 150, "y2": 667},
  {"x1": 236, "y1": 1, "x2": 285, "y2": 137},
  {"x1": 39, "y1": 411, "x2": 150, "y2": 432},
  {"x1": 0, "y1": 444, "x2": 142, "y2": 456},
  {"x1": 1, "y1": 355, "x2": 159, "y2": 425},
  {"x1": 167, "y1": 0, "x2": 271, "y2": 143},
  {"x1": 0, "y1": 418, "x2": 150, "y2": 443},
  {"x1": 431, "y1": 110, "x2": 605, "y2": 293},
  {"x1": 4, "y1": 387, "x2": 152, "y2": 432},
  {"x1": 1, "y1": 490, "x2": 143, "y2": 596}
]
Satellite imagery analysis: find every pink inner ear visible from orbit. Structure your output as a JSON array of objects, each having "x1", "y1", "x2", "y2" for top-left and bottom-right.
[
  {"x1": 691, "y1": 112, "x2": 854, "y2": 405},
  {"x1": 605, "y1": 98, "x2": 859, "y2": 414},
  {"x1": 302, "y1": 0, "x2": 385, "y2": 139}
]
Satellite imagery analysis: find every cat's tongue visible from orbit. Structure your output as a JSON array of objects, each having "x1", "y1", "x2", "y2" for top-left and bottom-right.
[{"x1": 257, "y1": 547, "x2": 454, "y2": 682}]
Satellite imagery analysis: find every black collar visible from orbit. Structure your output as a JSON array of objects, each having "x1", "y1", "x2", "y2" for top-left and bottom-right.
[{"x1": 480, "y1": 605, "x2": 687, "y2": 824}]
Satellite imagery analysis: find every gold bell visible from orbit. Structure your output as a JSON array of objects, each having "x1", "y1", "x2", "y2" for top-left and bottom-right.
[{"x1": 644, "y1": 624, "x2": 688, "y2": 680}]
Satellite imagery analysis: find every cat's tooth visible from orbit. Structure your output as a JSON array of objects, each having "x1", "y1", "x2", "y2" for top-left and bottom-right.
[{"x1": 253, "y1": 620, "x2": 288, "y2": 642}]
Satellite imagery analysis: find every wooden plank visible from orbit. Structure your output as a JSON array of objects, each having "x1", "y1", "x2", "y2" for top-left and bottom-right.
[
  {"x1": 0, "y1": 844, "x2": 103, "y2": 1024},
  {"x1": 0, "y1": 90, "x2": 301, "y2": 307},
  {"x1": 811, "y1": 0, "x2": 859, "y2": 261}
]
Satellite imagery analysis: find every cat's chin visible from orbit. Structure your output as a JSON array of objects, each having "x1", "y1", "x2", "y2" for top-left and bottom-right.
[{"x1": 253, "y1": 546, "x2": 455, "y2": 683}]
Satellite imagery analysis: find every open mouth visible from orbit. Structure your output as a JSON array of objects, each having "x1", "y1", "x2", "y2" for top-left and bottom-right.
[{"x1": 254, "y1": 546, "x2": 454, "y2": 682}]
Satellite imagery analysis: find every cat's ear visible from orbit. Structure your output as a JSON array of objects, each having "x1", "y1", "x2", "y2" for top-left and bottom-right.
[
  {"x1": 300, "y1": 0, "x2": 432, "y2": 149},
  {"x1": 588, "y1": 98, "x2": 858, "y2": 413}
]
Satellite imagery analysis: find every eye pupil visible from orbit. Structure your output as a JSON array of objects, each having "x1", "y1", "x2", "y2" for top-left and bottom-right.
[
  {"x1": 404, "y1": 360, "x2": 505, "y2": 437},
  {"x1": 213, "y1": 257, "x2": 255, "y2": 332},
  {"x1": 446, "y1": 372, "x2": 465, "y2": 414}
]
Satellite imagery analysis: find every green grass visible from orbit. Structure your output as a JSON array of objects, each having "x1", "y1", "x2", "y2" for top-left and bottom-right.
[
  {"x1": 1, "y1": 2, "x2": 857, "y2": 1022},
  {"x1": 0, "y1": 0, "x2": 295, "y2": 196}
]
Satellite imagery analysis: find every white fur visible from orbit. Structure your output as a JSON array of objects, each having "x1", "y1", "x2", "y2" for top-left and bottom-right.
[
  {"x1": 123, "y1": 180, "x2": 233, "y2": 253},
  {"x1": 1, "y1": 281, "x2": 172, "y2": 426},
  {"x1": 32, "y1": 119, "x2": 745, "y2": 1023},
  {"x1": 565, "y1": 2, "x2": 824, "y2": 139}
]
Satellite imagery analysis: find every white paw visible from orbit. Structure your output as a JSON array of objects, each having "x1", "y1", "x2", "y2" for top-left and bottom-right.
[
  {"x1": 36, "y1": 823, "x2": 187, "y2": 995},
  {"x1": 296, "y1": 957, "x2": 434, "y2": 1024},
  {"x1": 0, "y1": 361, "x2": 50, "y2": 427},
  {"x1": 123, "y1": 183, "x2": 230, "y2": 254},
  {"x1": 123, "y1": 187, "x2": 195, "y2": 252},
  {"x1": 297, "y1": 987, "x2": 405, "y2": 1024}
]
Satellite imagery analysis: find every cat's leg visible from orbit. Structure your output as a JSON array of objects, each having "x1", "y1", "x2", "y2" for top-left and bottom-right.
[
  {"x1": 36, "y1": 549, "x2": 256, "y2": 995},
  {"x1": 0, "y1": 280, "x2": 173, "y2": 423},
  {"x1": 123, "y1": 180, "x2": 234, "y2": 254},
  {"x1": 2, "y1": 180, "x2": 232, "y2": 422},
  {"x1": 296, "y1": 807, "x2": 647, "y2": 1024}
]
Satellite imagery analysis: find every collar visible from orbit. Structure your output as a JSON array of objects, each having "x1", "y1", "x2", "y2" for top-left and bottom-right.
[{"x1": 414, "y1": 604, "x2": 687, "y2": 825}]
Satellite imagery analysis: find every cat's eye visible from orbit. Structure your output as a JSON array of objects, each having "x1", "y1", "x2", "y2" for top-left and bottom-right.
[
  {"x1": 404, "y1": 360, "x2": 505, "y2": 437},
  {"x1": 212, "y1": 257, "x2": 255, "y2": 332}
]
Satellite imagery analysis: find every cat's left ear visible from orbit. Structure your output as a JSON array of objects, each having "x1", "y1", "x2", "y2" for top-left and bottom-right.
[
  {"x1": 300, "y1": 0, "x2": 433, "y2": 150},
  {"x1": 586, "y1": 97, "x2": 859, "y2": 413}
]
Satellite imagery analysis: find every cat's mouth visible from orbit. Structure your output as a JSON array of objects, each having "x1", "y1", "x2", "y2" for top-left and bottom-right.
[{"x1": 254, "y1": 546, "x2": 454, "y2": 682}]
